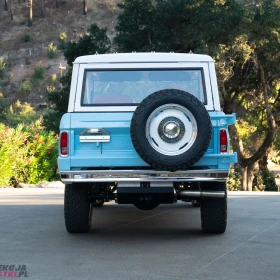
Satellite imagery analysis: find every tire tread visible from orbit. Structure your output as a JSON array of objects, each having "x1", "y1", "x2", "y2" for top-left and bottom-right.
[
  {"x1": 131, "y1": 89, "x2": 212, "y2": 171},
  {"x1": 200, "y1": 182, "x2": 227, "y2": 234},
  {"x1": 64, "y1": 184, "x2": 92, "y2": 233}
]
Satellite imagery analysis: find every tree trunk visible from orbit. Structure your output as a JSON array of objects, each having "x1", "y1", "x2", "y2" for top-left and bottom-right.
[
  {"x1": 247, "y1": 165, "x2": 255, "y2": 191},
  {"x1": 10, "y1": 0, "x2": 13, "y2": 20},
  {"x1": 240, "y1": 164, "x2": 255, "y2": 191},
  {"x1": 82, "y1": 0, "x2": 87, "y2": 15},
  {"x1": 56, "y1": 0, "x2": 59, "y2": 9},
  {"x1": 240, "y1": 166, "x2": 247, "y2": 191},
  {"x1": 28, "y1": 0, "x2": 32, "y2": 26},
  {"x1": 258, "y1": 154, "x2": 268, "y2": 172},
  {"x1": 41, "y1": 0, "x2": 44, "y2": 18},
  {"x1": 4, "y1": 0, "x2": 8, "y2": 11}
]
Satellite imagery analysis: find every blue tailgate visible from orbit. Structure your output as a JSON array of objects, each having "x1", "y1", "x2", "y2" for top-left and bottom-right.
[{"x1": 58, "y1": 112, "x2": 237, "y2": 171}]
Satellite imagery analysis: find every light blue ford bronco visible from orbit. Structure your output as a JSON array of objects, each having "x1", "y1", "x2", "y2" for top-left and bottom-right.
[{"x1": 58, "y1": 53, "x2": 237, "y2": 234}]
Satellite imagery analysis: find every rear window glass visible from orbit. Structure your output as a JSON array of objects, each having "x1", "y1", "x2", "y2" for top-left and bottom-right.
[{"x1": 82, "y1": 69, "x2": 206, "y2": 105}]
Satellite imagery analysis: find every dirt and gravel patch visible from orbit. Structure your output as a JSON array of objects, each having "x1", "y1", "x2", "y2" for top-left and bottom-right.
[{"x1": 0, "y1": 0, "x2": 121, "y2": 107}]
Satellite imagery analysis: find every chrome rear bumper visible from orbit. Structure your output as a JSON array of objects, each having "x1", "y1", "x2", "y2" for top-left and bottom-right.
[{"x1": 60, "y1": 169, "x2": 229, "y2": 183}]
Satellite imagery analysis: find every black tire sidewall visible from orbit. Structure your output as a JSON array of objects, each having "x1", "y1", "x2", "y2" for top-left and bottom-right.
[{"x1": 64, "y1": 184, "x2": 92, "y2": 233}]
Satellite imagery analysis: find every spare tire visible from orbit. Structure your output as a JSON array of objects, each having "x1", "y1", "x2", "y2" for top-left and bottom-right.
[{"x1": 130, "y1": 89, "x2": 212, "y2": 171}]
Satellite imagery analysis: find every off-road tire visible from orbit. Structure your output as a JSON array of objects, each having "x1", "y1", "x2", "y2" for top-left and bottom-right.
[
  {"x1": 200, "y1": 181, "x2": 227, "y2": 234},
  {"x1": 130, "y1": 89, "x2": 212, "y2": 171},
  {"x1": 64, "y1": 184, "x2": 92, "y2": 233}
]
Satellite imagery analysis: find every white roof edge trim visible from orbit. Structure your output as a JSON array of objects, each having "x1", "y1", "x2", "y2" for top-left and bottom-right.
[{"x1": 74, "y1": 53, "x2": 214, "y2": 64}]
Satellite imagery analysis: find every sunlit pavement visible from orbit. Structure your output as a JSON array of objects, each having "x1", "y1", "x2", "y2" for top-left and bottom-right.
[{"x1": 0, "y1": 188, "x2": 279, "y2": 280}]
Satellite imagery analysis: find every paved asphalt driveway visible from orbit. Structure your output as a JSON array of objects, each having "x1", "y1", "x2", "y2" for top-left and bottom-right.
[{"x1": 0, "y1": 188, "x2": 279, "y2": 280}]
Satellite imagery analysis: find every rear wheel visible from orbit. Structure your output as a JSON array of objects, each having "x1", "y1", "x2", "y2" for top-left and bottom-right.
[
  {"x1": 64, "y1": 184, "x2": 92, "y2": 233},
  {"x1": 200, "y1": 182, "x2": 227, "y2": 234}
]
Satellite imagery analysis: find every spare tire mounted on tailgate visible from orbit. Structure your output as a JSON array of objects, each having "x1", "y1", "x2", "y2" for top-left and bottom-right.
[{"x1": 130, "y1": 89, "x2": 212, "y2": 171}]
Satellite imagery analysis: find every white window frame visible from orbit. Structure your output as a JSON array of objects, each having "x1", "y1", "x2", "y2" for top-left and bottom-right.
[{"x1": 73, "y1": 62, "x2": 215, "y2": 112}]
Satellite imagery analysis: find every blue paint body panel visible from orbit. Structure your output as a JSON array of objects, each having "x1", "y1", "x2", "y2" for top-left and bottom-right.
[{"x1": 58, "y1": 111, "x2": 237, "y2": 171}]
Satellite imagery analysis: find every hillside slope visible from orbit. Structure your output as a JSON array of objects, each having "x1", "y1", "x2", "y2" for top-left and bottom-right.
[{"x1": 0, "y1": 0, "x2": 120, "y2": 108}]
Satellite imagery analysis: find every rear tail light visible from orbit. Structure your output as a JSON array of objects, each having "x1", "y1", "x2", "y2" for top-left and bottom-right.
[
  {"x1": 60, "y1": 131, "x2": 68, "y2": 156},
  {"x1": 220, "y1": 129, "x2": 228, "y2": 153}
]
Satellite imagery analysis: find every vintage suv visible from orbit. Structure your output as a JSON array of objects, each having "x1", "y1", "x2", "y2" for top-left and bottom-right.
[{"x1": 58, "y1": 52, "x2": 237, "y2": 234}]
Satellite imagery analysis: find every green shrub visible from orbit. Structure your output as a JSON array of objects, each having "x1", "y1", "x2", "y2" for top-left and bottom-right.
[
  {"x1": 59, "y1": 32, "x2": 67, "y2": 41},
  {"x1": 252, "y1": 172, "x2": 266, "y2": 191},
  {"x1": 0, "y1": 93, "x2": 9, "y2": 123},
  {"x1": 46, "y1": 85, "x2": 56, "y2": 93},
  {"x1": 46, "y1": 73, "x2": 58, "y2": 93},
  {"x1": 0, "y1": 57, "x2": 7, "y2": 79},
  {"x1": 47, "y1": 43, "x2": 57, "y2": 59},
  {"x1": 5, "y1": 100, "x2": 37, "y2": 127},
  {"x1": 33, "y1": 65, "x2": 45, "y2": 81},
  {"x1": 18, "y1": 79, "x2": 32, "y2": 95},
  {"x1": 9, "y1": 72, "x2": 14, "y2": 83},
  {"x1": 23, "y1": 33, "x2": 32, "y2": 42},
  {"x1": 58, "y1": 32, "x2": 67, "y2": 50},
  {"x1": 227, "y1": 169, "x2": 242, "y2": 191},
  {"x1": 253, "y1": 169, "x2": 278, "y2": 191},
  {"x1": 0, "y1": 119, "x2": 58, "y2": 186}
]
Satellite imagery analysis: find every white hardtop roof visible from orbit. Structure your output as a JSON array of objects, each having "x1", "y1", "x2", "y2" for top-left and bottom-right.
[{"x1": 74, "y1": 52, "x2": 213, "y2": 64}]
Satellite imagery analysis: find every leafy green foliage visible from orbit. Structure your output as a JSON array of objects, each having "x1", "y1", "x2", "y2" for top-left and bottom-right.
[
  {"x1": 18, "y1": 80, "x2": 32, "y2": 95},
  {"x1": 59, "y1": 32, "x2": 67, "y2": 41},
  {"x1": 44, "y1": 24, "x2": 111, "y2": 132},
  {"x1": 58, "y1": 32, "x2": 68, "y2": 49},
  {"x1": 0, "y1": 93, "x2": 9, "y2": 122},
  {"x1": 272, "y1": 132, "x2": 280, "y2": 163},
  {"x1": 47, "y1": 43, "x2": 57, "y2": 59},
  {"x1": 63, "y1": 24, "x2": 111, "y2": 65},
  {"x1": 4, "y1": 100, "x2": 37, "y2": 127},
  {"x1": 0, "y1": 119, "x2": 58, "y2": 186},
  {"x1": 114, "y1": 0, "x2": 242, "y2": 52},
  {"x1": 114, "y1": 0, "x2": 280, "y2": 191},
  {"x1": 46, "y1": 74, "x2": 58, "y2": 93},
  {"x1": 43, "y1": 72, "x2": 71, "y2": 132},
  {"x1": 0, "y1": 57, "x2": 7, "y2": 79},
  {"x1": 253, "y1": 169, "x2": 278, "y2": 191},
  {"x1": 32, "y1": 64, "x2": 45, "y2": 81},
  {"x1": 216, "y1": 1, "x2": 280, "y2": 170},
  {"x1": 0, "y1": 98, "x2": 40, "y2": 128},
  {"x1": 23, "y1": 33, "x2": 32, "y2": 42},
  {"x1": 227, "y1": 169, "x2": 242, "y2": 191}
]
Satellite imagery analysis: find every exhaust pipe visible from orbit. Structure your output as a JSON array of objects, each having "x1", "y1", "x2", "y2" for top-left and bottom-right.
[{"x1": 177, "y1": 191, "x2": 226, "y2": 198}]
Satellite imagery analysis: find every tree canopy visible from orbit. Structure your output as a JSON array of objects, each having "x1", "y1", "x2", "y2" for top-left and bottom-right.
[
  {"x1": 114, "y1": 0, "x2": 280, "y2": 191},
  {"x1": 114, "y1": 0, "x2": 243, "y2": 53}
]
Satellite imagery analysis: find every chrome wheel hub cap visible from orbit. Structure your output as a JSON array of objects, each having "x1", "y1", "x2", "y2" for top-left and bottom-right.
[
  {"x1": 146, "y1": 104, "x2": 197, "y2": 156},
  {"x1": 163, "y1": 121, "x2": 180, "y2": 138}
]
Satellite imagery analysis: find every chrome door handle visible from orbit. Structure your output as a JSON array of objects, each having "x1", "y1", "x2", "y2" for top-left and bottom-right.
[{"x1": 79, "y1": 128, "x2": 110, "y2": 142}]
